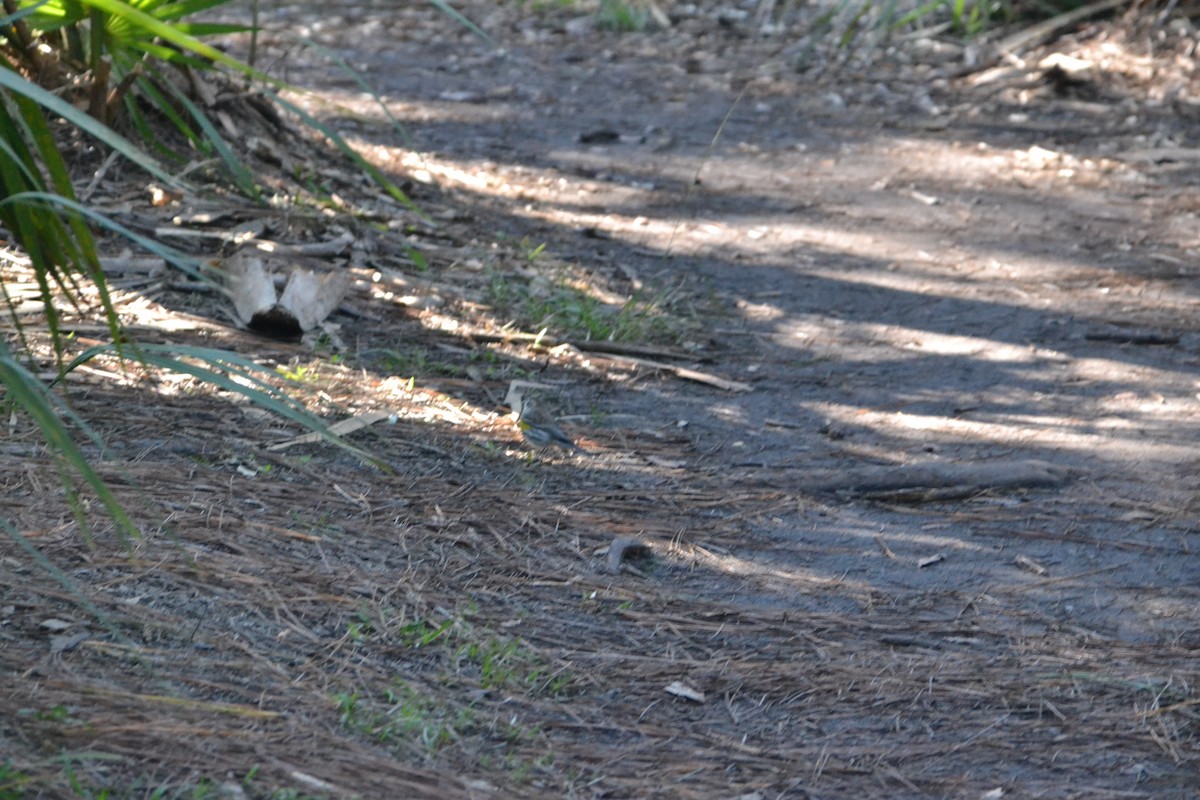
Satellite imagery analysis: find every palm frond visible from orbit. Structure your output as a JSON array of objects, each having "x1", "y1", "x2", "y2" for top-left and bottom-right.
[{"x1": 0, "y1": 340, "x2": 139, "y2": 543}]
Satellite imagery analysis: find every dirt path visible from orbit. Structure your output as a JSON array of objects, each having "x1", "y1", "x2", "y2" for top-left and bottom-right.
[
  {"x1": 297, "y1": 4, "x2": 1200, "y2": 649},
  {"x1": 4, "y1": 2, "x2": 1199, "y2": 798}
]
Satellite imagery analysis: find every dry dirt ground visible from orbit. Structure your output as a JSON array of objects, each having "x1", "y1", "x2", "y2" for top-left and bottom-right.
[{"x1": 3, "y1": 1, "x2": 1200, "y2": 798}]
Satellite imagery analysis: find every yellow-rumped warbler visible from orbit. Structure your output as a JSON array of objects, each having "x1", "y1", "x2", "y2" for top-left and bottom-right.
[
  {"x1": 516, "y1": 400, "x2": 587, "y2": 453},
  {"x1": 520, "y1": 417, "x2": 585, "y2": 453}
]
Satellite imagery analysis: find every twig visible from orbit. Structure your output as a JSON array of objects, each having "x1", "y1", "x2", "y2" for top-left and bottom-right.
[
  {"x1": 947, "y1": 713, "x2": 1011, "y2": 754},
  {"x1": 467, "y1": 329, "x2": 699, "y2": 362},
  {"x1": 874, "y1": 535, "x2": 898, "y2": 561},
  {"x1": 1002, "y1": 563, "x2": 1122, "y2": 592},
  {"x1": 80, "y1": 150, "x2": 121, "y2": 203},
  {"x1": 601, "y1": 353, "x2": 752, "y2": 392},
  {"x1": 991, "y1": 0, "x2": 1127, "y2": 59}
]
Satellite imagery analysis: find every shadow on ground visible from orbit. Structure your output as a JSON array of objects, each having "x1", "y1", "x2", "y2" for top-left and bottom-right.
[{"x1": 2, "y1": 1, "x2": 1198, "y2": 797}]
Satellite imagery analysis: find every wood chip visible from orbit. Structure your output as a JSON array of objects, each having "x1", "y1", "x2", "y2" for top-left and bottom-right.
[
  {"x1": 807, "y1": 459, "x2": 1073, "y2": 500},
  {"x1": 39, "y1": 618, "x2": 73, "y2": 632},
  {"x1": 50, "y1": 631, "x2": 91, "y2": 654},
  {"x1": 664, "y1": 681, "x2": 705, "y2": 703},
  {"x1": 1014, "y1": 554, "x2": 1049, "y2": 576}
]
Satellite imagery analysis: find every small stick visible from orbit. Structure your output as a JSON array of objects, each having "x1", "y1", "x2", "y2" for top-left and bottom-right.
[{"x1": 874, "y1": 535, "x2": 898, "y2": 561}]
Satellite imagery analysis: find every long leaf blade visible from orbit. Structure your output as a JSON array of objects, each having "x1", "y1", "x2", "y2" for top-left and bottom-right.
[{"x1": 0, "y1": 67, "x2": 180, "y2": 187}]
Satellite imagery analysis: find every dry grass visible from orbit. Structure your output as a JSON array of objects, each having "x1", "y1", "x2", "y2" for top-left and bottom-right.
[
  {"x1": 2, "y1": 352, "x2": 1196, "y2": 797},
  {"x1": 3, "y1": 4, "x2": 1200, "y2": 795}
]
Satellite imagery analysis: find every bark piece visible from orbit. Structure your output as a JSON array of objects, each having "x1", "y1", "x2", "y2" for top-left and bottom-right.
[{"x1": 805, "y1": 459, "x2": 1072, "y2": 502}]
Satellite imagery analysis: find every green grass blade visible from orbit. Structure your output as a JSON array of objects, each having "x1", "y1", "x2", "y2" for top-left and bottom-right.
[
  {"x1": 19, "y1": 0, "x2": 85, "y2": 29},
  {"x1": 72, "y1": 0, "x2": 272, "y2": 81},
  {"x1": 0, "y1": 66, "x2": 181, "y2": 187},
  {"x1": 150, "y1": 69, "x2": 261, "y2": 198},
  {"x1": 0, "y1": 0, "x2": 52, "y2": 27},
  {"x1": 288, "y1": 34, "x2": 416, "y2": 150},
  {"x1": 0, "y1": 345, "x2": 138, "y2": 542},
  {"x1": 0, "y1": 517, "x2": 123, "y2": 627},
  {"x1": 0, "y1": 191, "x2": 211, "y2": 282},
  {"x1": 172, "y1": 22, "x2": 252, "y2": 36},
  {"x1": 128, "y1": 72, "x2": 203, "y2": 152},
  {"x1": 0, "y1": 91, "x2": 111, "y2": 360},
  {"x1": 4, "y1": 90, "x2": 112, "y2": 316},
  {"x1": 425, "y1": 0, "x2": 495, "y2": 45},
  {"x1": 267, "y1": 88, "x2": 423, "y2": 217},
  {"x1": 152, "y1": 0, "x2": 243, "y2": 21},
  {"x1": 62, "y1": 343, "x2": 387, "y2": 469}
]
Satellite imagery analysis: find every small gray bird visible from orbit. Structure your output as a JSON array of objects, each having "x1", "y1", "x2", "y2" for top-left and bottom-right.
[
  {"x1": 505, "y1": 381, "x2": 587, "y2": 454},
  {"x1": 517, "y1": 399, "x2": 587, "y2": 453}
]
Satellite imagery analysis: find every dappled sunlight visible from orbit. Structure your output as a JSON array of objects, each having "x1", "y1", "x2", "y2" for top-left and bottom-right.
[
  {"x1": 283, "y1": 88, "x2": 516, "y2": 130},
  {"x1": 785, "y1": 319, "x2": 1052, "y2": 362},
  {"x1": 9, "y1": 0, "x2": 1200, "y2": 795},
  {"x1": 815, "y1": 398, "x2": 1200, "y2": 463},
  {"x1": 327, "y1": 124, "x2": 1188, "y2": 331},
  {"x1": 687, "y1": 542, "x2": 874, "y2": 591},
  {"x1": 690, "y1": 520, "x2": 996, "y2": 571},
  {"x1": 319, "y1": 119, "x2": 1200, "y2": 484}
]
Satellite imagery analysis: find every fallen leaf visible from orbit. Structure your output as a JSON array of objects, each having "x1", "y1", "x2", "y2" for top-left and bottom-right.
[
  {"x1": 50, "y1": 632, "x2": 90, "y2": 654},
  {"x1": 665, "y1": 681, "x2": 705, "y2": 703}
]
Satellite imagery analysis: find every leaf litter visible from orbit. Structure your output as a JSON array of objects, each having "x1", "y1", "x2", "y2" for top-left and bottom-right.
[{"x1": 3, "y1": 1, "x2": 1200, "y2": 797}]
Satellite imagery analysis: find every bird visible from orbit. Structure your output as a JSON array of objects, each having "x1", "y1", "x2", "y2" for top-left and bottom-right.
[
  {"x1": 517, "y1": 403, "x2": 587, "y2": 453},
  {"x1": 505, "y1": 381, "x2": 587, "y2": 454}
]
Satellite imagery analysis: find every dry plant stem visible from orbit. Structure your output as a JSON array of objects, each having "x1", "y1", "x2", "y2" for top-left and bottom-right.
[
  {"x1": 88, "y1": 56, "x2": 112, "y2": 122},
  {"x1": 663, "y1": 84, "x2": 748, "y2": 258},
  {"x1": 247, "y1": 0, "x2": 260, "y2": 74},
  {"x1": 106, "y1": 60, "x2": 145, "y2": 121},
  {"x1": 468, "y1": 329, "x2": 697, "y2": 361}
]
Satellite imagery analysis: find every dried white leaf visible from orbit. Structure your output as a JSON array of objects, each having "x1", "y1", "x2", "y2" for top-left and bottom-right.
[
  {"x1": 50, "y1": 631, "x2": 90, "y2": 654},
  {"x1": 224, "y1": 252, "x2": 277, "y2": 326},
  {"x1": 278, "y1": 268, "x2": 350, "y2": 332},
  {"x1": 223, "y1": 251, "x2": 350, "y2": 337},
  {"x1": 665, "y1": 681, "x2": 705, "y2": 703}
]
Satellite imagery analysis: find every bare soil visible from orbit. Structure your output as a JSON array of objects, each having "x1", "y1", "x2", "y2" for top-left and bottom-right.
[{"x1": 3, "y1": 1, "x2": 1199, "y2": 798}]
